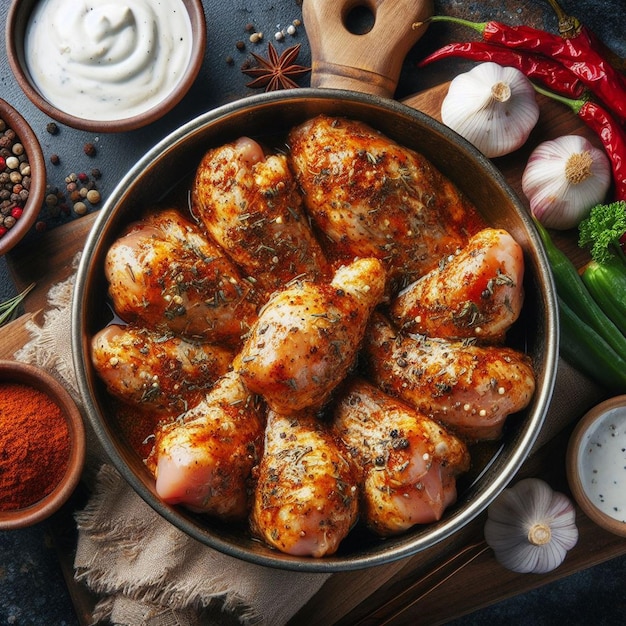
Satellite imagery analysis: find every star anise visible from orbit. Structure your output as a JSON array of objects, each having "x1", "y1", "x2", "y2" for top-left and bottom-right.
[{"x1": 242, "y1": 43, "x2": 310, "y2": 92}]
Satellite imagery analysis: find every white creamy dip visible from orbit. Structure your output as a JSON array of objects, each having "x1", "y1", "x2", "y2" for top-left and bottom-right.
[
  {"x1": 25, "y1": 0, "x2": 193, "y2": 121},
  {"x1": 578, "y1": 408, "x2": 626, "y2": 523}
]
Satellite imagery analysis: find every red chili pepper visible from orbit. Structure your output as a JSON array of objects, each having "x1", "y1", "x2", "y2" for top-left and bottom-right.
[
  {"x1": 578, "y1": 102, "x2": 626, "y2": 201},
  {"x1": 534, "y1": 84, "x2": 626, "y2": 202},
  {"x1": 418, "y1": 41, "x2": 585, "y2": 98},
  {"x1": 423, "y1": 16, "x2": 626, "y2": 123},
  {"x1": 546, "y1": 0, "x2": 626, "y2": 74}
]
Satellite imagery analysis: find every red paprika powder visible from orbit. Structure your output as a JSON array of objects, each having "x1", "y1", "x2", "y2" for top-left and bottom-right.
[{"x1": 0, "y1": 382, "x2": 70, "y2": 511}]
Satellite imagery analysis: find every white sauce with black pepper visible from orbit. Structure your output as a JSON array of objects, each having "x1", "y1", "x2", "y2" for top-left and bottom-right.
[
  {"x1": 24, "y1": 0, "x2": 193, "y2": 121},
  {"x1": 578, "y1": 408, "x2": 626, "y2": 523}
]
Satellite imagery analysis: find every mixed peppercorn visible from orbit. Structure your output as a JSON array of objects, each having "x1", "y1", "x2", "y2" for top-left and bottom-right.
[
  {"x1": 0, "y1": 116, "x2": 31, "y2": 239},
  {"x1": 40, "y1": 169, "x2": 101, "y2": 230},
  {"x1": 37, "y1": 122, "x2": 102, "y2": 231}
]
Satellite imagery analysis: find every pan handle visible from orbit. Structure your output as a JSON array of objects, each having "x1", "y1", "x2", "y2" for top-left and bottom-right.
[{"x1": 303, "y1": 0, "x2": 432, "y2": 98}]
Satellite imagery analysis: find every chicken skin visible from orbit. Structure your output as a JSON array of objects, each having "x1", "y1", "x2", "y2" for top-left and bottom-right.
[
  {"x1": 105, "y1": 208, "x2": 257, "y2": 345},
  {"x1": 250, "y1": 410, "x2": 359, "y2": 557},
  {"x1": 149, "y1": 371, "x2": 265, "y2": 520},
  {"x1": 236, "y1": 257, "x2": 386, "y2": 413},
  {"x1": 288, "y1": 115, "x2": 485, "y2": 290},
  {"x1": 364, "y1": 314, "x2": 535, "y2": 441},
  {"x1": 192, "y1": 137, "x2": 330, "y2": 300},
  {"x1": 390, "y1": 228, "x2": 525, "y2": 342},
  {"x1": 332, "y1": 378, "x2": 470, "y2": 536},
  {"x1": 91, "y1": 324, "x2": 234, "y2": 414}
]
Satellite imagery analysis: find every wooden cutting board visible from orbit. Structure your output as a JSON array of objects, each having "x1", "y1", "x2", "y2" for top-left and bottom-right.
[{"x1": 2, "y1": 83, "x2": 621, "y2": 625}]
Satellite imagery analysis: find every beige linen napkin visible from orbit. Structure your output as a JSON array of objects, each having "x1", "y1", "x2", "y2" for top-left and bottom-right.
[{"x1": 14, "y1": 261, "x2": 605, "y2": 625}]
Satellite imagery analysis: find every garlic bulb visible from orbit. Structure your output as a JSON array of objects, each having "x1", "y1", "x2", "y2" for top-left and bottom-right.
[
  {"x1": 484, "y1": 478, "x2": 578, "y2": 574},
  {"x1": 441, "y1": 62, "x2": 540, "y2": 158},
  {"x1": 522, "y1": 135, "x2": 611, "y2": 230}
]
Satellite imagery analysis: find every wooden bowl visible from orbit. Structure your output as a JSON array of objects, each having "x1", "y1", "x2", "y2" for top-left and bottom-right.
[
  {"x1": 567, "y1": 395, "x2": 626, "y2": 538},
  {"x1": 0, "y1": 99, "x2": 46, "y2": 256},
  {"x1": 5, "y1": 0, "x2": 206, "y2": 133},
  {"x1": 0, "y1": 360, "x2": 85, "y2": 529}
]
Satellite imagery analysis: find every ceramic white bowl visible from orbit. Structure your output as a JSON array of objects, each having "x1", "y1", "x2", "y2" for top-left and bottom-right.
[{"x1": 567, "y1": 395, "x2": 626, "y2": 537}]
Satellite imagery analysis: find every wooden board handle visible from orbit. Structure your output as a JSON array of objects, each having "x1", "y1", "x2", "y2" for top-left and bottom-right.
[{"x1": 303, "y1": 0, "x2": 432, "y2": 97}]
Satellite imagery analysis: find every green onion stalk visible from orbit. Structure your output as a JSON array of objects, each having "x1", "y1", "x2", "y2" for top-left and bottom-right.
[{"x1": 534, "y1": 217, "x2": 626, "y2": 392}]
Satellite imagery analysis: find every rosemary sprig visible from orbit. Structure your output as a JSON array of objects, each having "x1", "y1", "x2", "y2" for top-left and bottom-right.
[{"x1": 0, "y1": 282, "x2": 35, "y2": 326}]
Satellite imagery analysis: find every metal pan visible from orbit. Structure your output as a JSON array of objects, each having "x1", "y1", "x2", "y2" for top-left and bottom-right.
[{"x1": 71, "y1": 0, "x2": 558, "y2": 572}]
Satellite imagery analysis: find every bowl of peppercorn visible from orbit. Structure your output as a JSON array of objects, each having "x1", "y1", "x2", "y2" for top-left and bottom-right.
[
  {"x1": 0, "y1": 360, "x2": 86, "y2": 529},
  {"x1": 0, "y1": 99, "x2": 46, "y2": 257}
]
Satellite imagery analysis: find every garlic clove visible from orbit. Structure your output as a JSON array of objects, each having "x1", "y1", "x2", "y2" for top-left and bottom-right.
[
  {"x1": 441, "y1": 62, "x2": 540, "y2": 158},
  {"x1": 522, "y1": 135, "x2": 611, "y2": 230},
  {"x1": 484, "y1": 477, "x2": 578, "y2": 574}
]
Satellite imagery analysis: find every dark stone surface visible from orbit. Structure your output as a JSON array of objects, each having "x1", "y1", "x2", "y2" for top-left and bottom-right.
[
  {"x1": 0, "y1": 523, "x2": 79, "y2": 626},
  {"x1": 1, "y1": 0, "x2": 625, "y2": 623}
]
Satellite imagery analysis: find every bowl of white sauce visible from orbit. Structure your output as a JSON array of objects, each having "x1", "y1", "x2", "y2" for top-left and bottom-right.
[
  {"x1": 6, "y1": 0, "x2": 206, "y2": 132},
  {"x1": 567, "y1": 395, "x2": 626, "y2": 538}
]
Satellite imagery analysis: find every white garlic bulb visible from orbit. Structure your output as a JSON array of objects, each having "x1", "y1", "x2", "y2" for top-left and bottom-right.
[
  {"x1": 441, "y1": 62, "x2": 540, "y2": 158},
  {"x1": 484, "y1": 477, "x2": 578, "y2": 574},
  {"x1": 522, "y1": 135, "x2": 611, "y2": 230}
]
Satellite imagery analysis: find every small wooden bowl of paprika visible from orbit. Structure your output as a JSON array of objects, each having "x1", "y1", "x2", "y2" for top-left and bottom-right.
[{"x1": 0, "y1": 360, "x2": 85, "y2": 529}]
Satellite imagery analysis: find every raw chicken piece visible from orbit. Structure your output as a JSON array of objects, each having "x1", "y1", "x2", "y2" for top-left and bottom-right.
[
  {"x1": 91, "y1": 324, "x2": 234, "y2": 414},
  {"x1": 363, "y1": 314, "x2": 536, "y2": 441},
  {"x1": 105, "y1": 208, "x2": 257, "y2": 345},
  {"x1": 390, "y1": 228, "x2": 525, "y2": 342},
  {"x1": 192, "y1": 137, "x2": 330, "y2": 300},
  {"x1": 250, "y1": 410, "x2": 359, "y2": 557},
  {"x1": 149, "y1": 371, "x2": 265, "y2": 520},
  {"x1": 236, "y1": 257, "x2": 386, "y2": 413},
  {"x1": 288, "y1": 115, "x2": 485, "y2": 290},
  {"x1": 332, "y1": 378, "x2": 470, "y2": 535},
  {"x1": 143, "y1": 208, "x2": 224, "y2": 252}
]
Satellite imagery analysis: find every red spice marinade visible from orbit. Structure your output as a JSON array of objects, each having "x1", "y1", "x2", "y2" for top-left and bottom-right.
[{"x1": 0, "y1": 382, "x2": 70, "y2": 510}]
